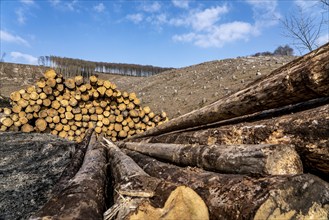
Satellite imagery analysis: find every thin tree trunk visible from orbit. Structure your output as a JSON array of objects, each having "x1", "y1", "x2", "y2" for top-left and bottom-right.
[
  {"x1": 131, "y1": 43, "x2": 329, "y2": 138},
  {"x1": 120, "y1": 142, "x2": 303, "y2": 176},
  {"x1": 126, "y1": 150, "x2": 329, "y2": 220}
]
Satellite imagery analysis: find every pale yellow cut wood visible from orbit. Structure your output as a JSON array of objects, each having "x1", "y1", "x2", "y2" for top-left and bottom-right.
[
  {"x1": 21, "y1": 124, "x2": 34, "y2": 133},
  {"x1": 10, "y1": 91, "x2": 21, "y2": 102},
  {"x1": 97, "y1": 79, "x2": 104, "y2": 86},
  {"x1": 12, "y1": 105, "x2": 22, "y2": 113},
  {"x1": 103, "y1": 80, "x2": 112, "y2": 89},
  {"x1": 74, "y1": 75, "x2": 84, "y2": 86},
  {"x1": 64, "y1": 78, "x2": 76, "y2": 89},
  {"x1": 97, "y1": 86, "x2": 106, "y2": 96},
  {"x1": 114, "y1": 123, "x2": 122, "y2": 132},
  {"x1": 26, "y1": 86, "x2": 35, "y2": 94},
  {"x1": 65, "y1": 112, "x2": 74, "y2": 120},
  {"x1": 43, "y1": 86, "x2": 53, "y2": 95},
  {"x1": 56, "y1": 83, "x2": 64, "y2": 92},
  {"x1": 35, "y1": 118, "x2": 47, "y2": 132},
  {"x1": 130, "y1": 186, "x2": 209, "y2": 220},
  {"x1": 43, "y1": 99, "x2": 52, "y2": 107},
  {"x1": 46, "y1": 78, "x2": 57, "y2": 88},
  {"x1": 44, "y1": 69, "x2": 57, "y2": 79},
  {"x1": 58, "y1": 130, "x2": 67, "y2": 138},
  {"x1": 89, "y1": 75, "x2": 98, "y2": 84},
  {"x1": 36, "y1": 80, "x2": 46, "y2": 88}
]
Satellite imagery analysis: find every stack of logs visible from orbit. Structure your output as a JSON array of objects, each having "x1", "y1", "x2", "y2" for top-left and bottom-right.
[{"x1": 0, "y1": 70, "x2": 168, "y2": 142}]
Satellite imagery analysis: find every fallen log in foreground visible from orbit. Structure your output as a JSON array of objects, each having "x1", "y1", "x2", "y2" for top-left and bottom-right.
[
  {"x1": 120, "y1": 142, "x2": 303, "y2": 176},
  {"x1": 32, "y1": 133, "x2": 107, "y2": 219},
  {"x1": 104, "y1": 139, "x2": 209, "y2": 220},
  {"x1": 131, "y1": 43, "x2": 329, "y2": 138},
  {"x1": 50, "y1": 129, "x2": 93, "y2": 195},
  {"x1": 127, "y1": 150, "x2": 329, "y2": 220},
  {"x1": 138, "y1": 103, "x2": 329, "y2": 179}
]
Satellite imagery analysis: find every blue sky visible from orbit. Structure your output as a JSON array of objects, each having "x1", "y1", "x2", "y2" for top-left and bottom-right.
[{"x1": 1, "y1": 0, "x2": 328, "y2": 68}]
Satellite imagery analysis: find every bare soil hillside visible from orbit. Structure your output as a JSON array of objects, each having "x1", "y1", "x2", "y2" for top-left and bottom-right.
[
  {"x1": 0, "y1": 56, "x2": 296, "y2": 118},
  {"x1": 98, "y1": 56, "x2": 296, "y2": 118}
]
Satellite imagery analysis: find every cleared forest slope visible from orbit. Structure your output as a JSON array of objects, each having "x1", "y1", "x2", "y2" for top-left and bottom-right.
[{"x1": 0, "y1": 55, "x2": 295, "y2": 118}]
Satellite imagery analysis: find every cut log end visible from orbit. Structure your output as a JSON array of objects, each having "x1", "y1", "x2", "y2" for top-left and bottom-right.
[
  {"x1": 264, "y1": 145, "x2": 303, "y2": 175},
  {"x1": 129, "y1": 186, "x2": 209, "y2": 220}
]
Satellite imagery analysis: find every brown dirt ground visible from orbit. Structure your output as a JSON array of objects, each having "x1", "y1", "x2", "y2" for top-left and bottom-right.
[{"x1": 0, "y1": 55, "x2": 296, "y2": 119}]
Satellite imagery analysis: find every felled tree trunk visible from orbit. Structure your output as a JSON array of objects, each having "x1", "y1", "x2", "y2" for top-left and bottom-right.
[
  {"x1": 126, "y1": 150, "x2": 329, "y2": 220},
  {"x1": 104, "y1": 139, "x2": 209, "y2": 220},
  {"x1": 132, "y1": 43, "x2": 329, "y2": 138},
  {"x1": 137, "y1": 103, "x2": 329, "y2": 179},
  {"x1": 48, "y1": 129, "x2": 93, "y2": 195},
  {"x1": 32, "y1": 132, "x2": 107, "y2": 219},
  {"x1": 120, "y1": 142, "x2": 303, "y2": 176}
]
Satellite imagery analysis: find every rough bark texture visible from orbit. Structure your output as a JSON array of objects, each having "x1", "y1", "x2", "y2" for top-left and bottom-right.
[
  {"x1": 126, "y1": 151, "x2": 329, "y2": 220},
  {"x1": 136, "y1": 104, "x2": 329, "y2": 179},
  {"x1": 132, "y1": 43, "x2": 329, "y2": 138},
  {"x1": 49, "y1": 129, "x2": 93, "y2": 195},
  {"x1": 105, "y1": 139, "x2": 181, "y2": 220},
  {"x1": 120, "y1": 142, "x2": 303, "y2": 176},
  {"x1": 32, "y1": 133, "x2": 107, "y2": 219},
  {"x1": 0, "y1": 132, "x2": 76, "y2": 220}
]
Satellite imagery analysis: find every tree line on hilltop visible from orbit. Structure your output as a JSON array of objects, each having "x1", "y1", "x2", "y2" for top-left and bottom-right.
[
  {"x1": 252, "y1": 45, "x2": 294, "y2": 57},
  {"x1": 37, "y1": 56, "x2": 173, "y2": 79}
]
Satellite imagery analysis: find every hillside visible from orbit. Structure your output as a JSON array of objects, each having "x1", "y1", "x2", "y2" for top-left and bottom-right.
[{"x1": 0, "y1": 55, "x2": 296, "y2": 118}]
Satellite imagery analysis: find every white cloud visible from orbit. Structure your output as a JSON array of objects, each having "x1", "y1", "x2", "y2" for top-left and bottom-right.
[
  {"x1": 141, "y1": 2, "x2": 161, "y2": 13},
  {"x1": 49, "y1": 0, "x2": 79, "y2": 12},
  {"x1": 172, "y1": 33, "x2": 196, "y2": 43},
  {"x1": 317, "y1": 34, "x2": 329, "y2": 46},
  {"x1": 173, "y1": 21, "x2": 256, "y2": 48},
  {"x1": 169, "y1": 5, "x2": 229, "y2": 31},
  {"x1": 20, "y1": 0, "x2": 35, "y2": 5},
  {"x1": 294, "y1": 0, "x2": 319, "y2": 9},
  {"x1": 10, "y1": 52, "x2": 38, "y2": 65},
  {"x1": 49, "y1": 0, "x2": 60, "y2": 7},
  {"x1": 16, "y1": 8, "x2": 26, "y2": 24},
  {"x1": 94, "y1": 3, "x2": 105, "y2": 13},
  {"x1": 191, "y1": 6, "x2": 229, "y2": 31},
  {"x1": 172, "y1": 0, "x2": 189, "y2": 9},
  {"x1": 246, "y1": 0, "x2": 281, "y2": 28},
  {"x1": 66, "y1": 0, "x2": 78, "y2": 11},
  {"x1": 0, "y1": 30, "x2": 30, "y2": 46},
  {"x1": 126, "y1": 13, "x2": 144, "y2": 24}
]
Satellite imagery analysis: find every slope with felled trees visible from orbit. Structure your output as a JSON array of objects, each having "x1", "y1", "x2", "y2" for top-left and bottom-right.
[{"x1": 27, "y1": 43, "x2": 329, "y2": 220}]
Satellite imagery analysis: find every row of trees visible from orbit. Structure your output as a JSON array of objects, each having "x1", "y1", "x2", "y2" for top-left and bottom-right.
[
  {"x1": 38, "y1": 56, "x2": 173, "y2": 79},
  {"x1": 252, "y1": 45, "x2": 294, "y2": 57}
]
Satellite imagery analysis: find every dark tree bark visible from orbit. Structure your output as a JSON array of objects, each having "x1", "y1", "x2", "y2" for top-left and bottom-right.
[
  {"x1": 50, "y1": 129, "x2": 93, "y2": 195},
  {"x1": 119, "y1": 142, "x2": 303, "y2": 176},
  {"x1": 32, "y1": 132, "x2": 107, "y2": 219},
  {"x1": 131, "y1": 43, "x2": 329, "y2": 138},
  {"x1": 104, "y1": 139, "x2": 208, "y2": 220},
  {"x1": 126, "y1": 150, "x2": 329, "y2": 220},
  {"x1": 135, "y1": 104, "x2": 329, "y2": 179}
]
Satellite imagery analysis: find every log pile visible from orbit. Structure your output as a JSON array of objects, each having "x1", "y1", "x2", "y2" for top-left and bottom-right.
[{"x1": 0, "y1": 70, "x2": 168, "y2": 142}]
